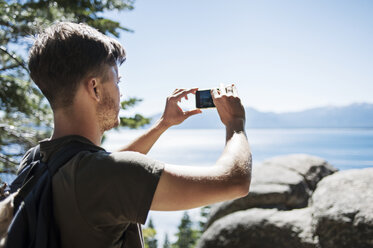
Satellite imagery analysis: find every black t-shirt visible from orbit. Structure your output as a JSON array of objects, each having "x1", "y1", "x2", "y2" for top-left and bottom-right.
[{"x1": 29, "y1": 135, "x2": 164, "y2": 248}]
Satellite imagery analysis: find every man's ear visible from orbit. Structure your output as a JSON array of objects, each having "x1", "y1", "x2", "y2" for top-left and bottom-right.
[{"x1": 86, "y1": 77, "x2": 101, "y2": 102}]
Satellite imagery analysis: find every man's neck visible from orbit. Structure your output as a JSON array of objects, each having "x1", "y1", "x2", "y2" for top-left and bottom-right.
[{"x1": 51, "y1": 107, "x2": 103, "y2": 146}]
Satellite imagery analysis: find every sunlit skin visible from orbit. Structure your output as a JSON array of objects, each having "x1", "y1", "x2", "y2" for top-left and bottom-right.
[
  {"x1": 51, "y1": 64, "x2": 251, "y2": 211},
  {"x1": 51, "y1": 65, "x2": 121, "y2": 144}
]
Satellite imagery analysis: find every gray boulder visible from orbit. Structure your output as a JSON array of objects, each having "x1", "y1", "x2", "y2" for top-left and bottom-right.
[
  {"x1": 197, "y1": 208, "x2": 317, "y2": 248},
  {"x1": 310, "y1": 168, "x2": 373, "y2": 248},
  {"x1": 206, "y1": 154, "x2": 336, "y2": 228},
  {"x1": 261, "y1": 154, "x2": 337, "y2": 190}
]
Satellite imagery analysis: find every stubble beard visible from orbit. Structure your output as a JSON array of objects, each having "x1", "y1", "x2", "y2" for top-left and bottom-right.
[{"x1": 97, "y1": 90, "x2": 120, "y2": 133}]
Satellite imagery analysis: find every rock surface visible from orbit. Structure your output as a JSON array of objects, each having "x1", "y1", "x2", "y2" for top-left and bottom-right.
[
  {"x1": 311, "y1": 168, "x2": 373, "y2": 248},
  {"x1": 199, "y1": 155, "x2": 373, "y2": 248},
  {"x1": 197, "y1": 208, "x2": 317, "y2": 248},
  {"x1": 261, "y1": 154, "x2": 337, "y2": 190},
  {"x1": 206, "y1": 154, "x2": 336, "y2": 228}
]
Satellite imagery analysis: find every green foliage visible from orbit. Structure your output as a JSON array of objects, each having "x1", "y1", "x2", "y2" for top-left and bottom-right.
[
  {"x1": 141, "y1": 208, "x2": 211, "y2": 248},
  {"x1": 172, "y1": 212, "x2": 200, "y2": 248},
  {"x1": 121, "y1": 97, "x2": 143, "y2": 110},
  {"x1": 143, "y1": 218, "x2": 158, "y2": 248},
  {"x1": 0, "y1": 0, "x2": 150, "y2": 176},
  {"x1": 119, "y1": 98, "x2": 150, "y2": 129},
  {"x1": 163, "y1": 233, "x2": 171, "y2": 248},
  {"x1": 198, "y1": 206, "x2": 211, "y2": 232},
  {"x1": 120, "y1": 114, "x2": 150, "y2": 129}
]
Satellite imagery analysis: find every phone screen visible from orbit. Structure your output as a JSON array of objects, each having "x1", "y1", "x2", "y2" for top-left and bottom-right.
[{"x1": 196, "y1": 89, "x2": 215, "y2": 108}]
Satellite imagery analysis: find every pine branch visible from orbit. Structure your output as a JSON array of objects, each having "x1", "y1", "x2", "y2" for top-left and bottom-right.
[
  {"x1": 0, "y1": 124, "x2": 35, "y2": 147},
  {"x1": 0, "y1": 46, "x2": 28, "y2": 72},
  {"x1": 0, "y1": 153, "x2": 18, "y2": 169},
  {"x1": 0, "y1": 64, "x2": 19, "y2": 71}
]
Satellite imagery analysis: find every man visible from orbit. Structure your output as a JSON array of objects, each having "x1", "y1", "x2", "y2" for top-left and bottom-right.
[{"x1": 26, "y1": 22, "x2": 251, "y2": 248}]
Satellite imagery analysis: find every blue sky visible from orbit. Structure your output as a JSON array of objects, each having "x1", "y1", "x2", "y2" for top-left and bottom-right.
[{"x1": 108, "y1": 0, "x2": 373, "y2": 116}]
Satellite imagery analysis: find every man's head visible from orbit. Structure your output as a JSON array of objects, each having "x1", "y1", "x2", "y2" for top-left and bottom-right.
[{"x1": 28, "y1": 22, "x2": 126, "y2": 110}]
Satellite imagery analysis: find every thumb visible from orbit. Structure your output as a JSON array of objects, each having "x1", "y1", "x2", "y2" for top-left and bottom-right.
[{"x1": 185, "y1": 109, "x2": 202, "y2": 118}]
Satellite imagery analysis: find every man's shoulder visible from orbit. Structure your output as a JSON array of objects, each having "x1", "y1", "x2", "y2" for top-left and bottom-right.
[
  {"x1": 78, "y1": 150, "x2": 160, "y2": 171},
  {"x1": 39, "y1": 135, "x2": 104, "y2": 161}
]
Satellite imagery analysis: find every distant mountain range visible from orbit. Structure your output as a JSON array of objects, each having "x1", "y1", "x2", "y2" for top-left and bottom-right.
[{"x1": 147, "y1": 103, "x2": 373, "y2": 129}]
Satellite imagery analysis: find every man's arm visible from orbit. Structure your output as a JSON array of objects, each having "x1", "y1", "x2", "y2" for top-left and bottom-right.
[
  {"x1": 118, "y1": 88, "x2": 202, "y2": 154},
  {"x1": 151, "y1": 84, "x2": 252, "y2": 211}
]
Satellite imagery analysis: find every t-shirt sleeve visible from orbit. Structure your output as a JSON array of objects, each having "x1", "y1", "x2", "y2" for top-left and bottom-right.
[{"x1": 75, "y1": 151, "x2": 164, "y2": 227}]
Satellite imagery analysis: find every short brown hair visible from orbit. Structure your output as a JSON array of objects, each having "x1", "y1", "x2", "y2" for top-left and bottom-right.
[{"x1": 28, "y1": 22, "x2": 126, "y2": 109}]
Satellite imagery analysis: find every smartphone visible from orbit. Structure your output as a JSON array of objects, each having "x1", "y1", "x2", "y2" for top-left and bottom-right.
[{"x1": 196, "y1": 89, "x2": 215, "y2": 108}]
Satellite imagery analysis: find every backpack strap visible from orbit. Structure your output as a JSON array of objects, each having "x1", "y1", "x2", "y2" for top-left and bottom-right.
[
  {"x1": 46, "y1": 141, "x2": 102, "y2": 175},
  {"x1": 16, "y1": 145, "x2": 40, "y2": 177},
  {"x1": 13, "y1": 141, "x2": 102, "y2": 211},
  {"x1": 29, "y1": 145, "x2": 41, "y2": 167},
  {"x1": 21, "y1": 145, "x2": 41, "y2": 185},
  {"x1": 8, "y1": 145, "x2": 41, "y2": 194}
]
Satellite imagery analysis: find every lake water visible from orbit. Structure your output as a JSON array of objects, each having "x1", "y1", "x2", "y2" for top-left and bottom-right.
[
  {"x1": 102, "y1": 128, "x2": 373, "y2": 245},
  {"x1": 103, "y1": 128, "x2": 373, "y2": 170}
]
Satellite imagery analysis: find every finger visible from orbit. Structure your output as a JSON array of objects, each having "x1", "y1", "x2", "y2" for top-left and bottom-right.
[
  {"x1": 220, "y1": 83, "x2": 226, "y2": 96},
  {"x1": 226, "y1": 85, "x2": 233, "y2": 96},
  {"x1": 232, "y1": 85, "x2": 239, "y2": 97},
  {"x1": 176, "y1": 88, "x2": 198, "y2": 95},
  {"x1": 211, "y1": 88, "x2": 219, "y2": 99},
  {"x1": 190, "y1": 87, "x2": 199, "y2": 94},
  {"x1": 185, "y1": 109, "x2": 202, "y2": 118},
  {"x1": 174, "y1": 88, "x2": 198, "y2": 100},
  {"x1": 173, "y1": 88, "x2": 185, "y2": 95}
]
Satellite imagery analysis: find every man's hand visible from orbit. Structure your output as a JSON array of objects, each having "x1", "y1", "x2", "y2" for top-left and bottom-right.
[
  {"x1": 212, "y1": 84, "x2": 245, "y2": 129},
  {"x1": 160, "y1": 88, "x2": 202, "y2": 127}
]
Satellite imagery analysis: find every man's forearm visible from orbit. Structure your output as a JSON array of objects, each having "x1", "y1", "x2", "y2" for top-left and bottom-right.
[
  {"x1": 216, "y1": 122, "x2": 251, "y2": 192},
  {"x1": 118, "y1": 118, "x2": 170, "y2": 154}
]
